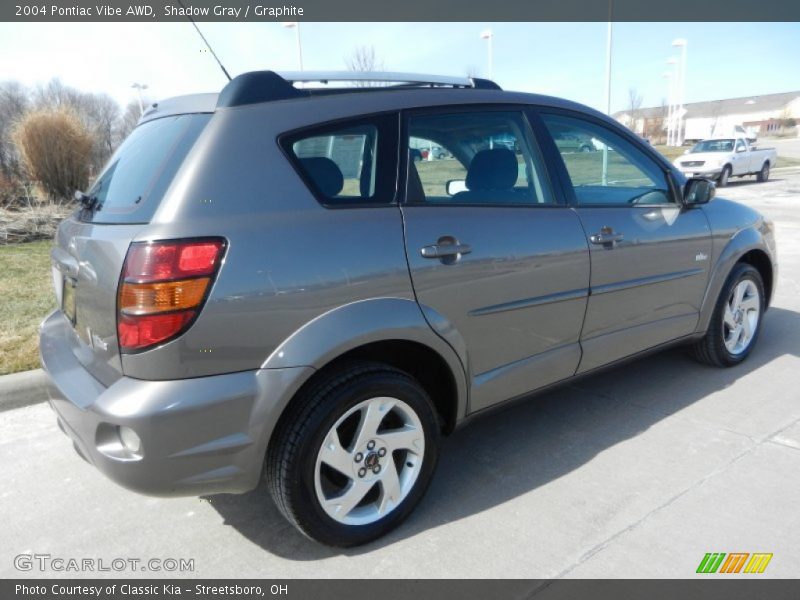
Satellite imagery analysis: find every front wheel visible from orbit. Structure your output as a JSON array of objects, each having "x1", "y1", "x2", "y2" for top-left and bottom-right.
[
  {"x1": 266, "y1": 362, "x2": 440, "y2": 547},
  {"x1": 718, "y1": 165, "x2": 731, "y2": 187},
  {"x1": 690, "y1": 263, "x2": 764, "y2": 367}
]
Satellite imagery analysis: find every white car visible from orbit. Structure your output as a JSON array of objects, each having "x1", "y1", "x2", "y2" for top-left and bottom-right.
[{"x1": 674, "y1": 137, "x2": 777, "y2": 186}]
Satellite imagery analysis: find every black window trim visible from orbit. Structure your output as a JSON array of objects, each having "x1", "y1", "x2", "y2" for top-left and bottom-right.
[
  {"x1": 278, "y1": 111, "x2": 401, "y2": 209},
  {"x1": 531, "y1": 106, "x2": 684, "y2": 209},
  {"x1": 399, "y1": 103, "x2": 566, "y2": 209}
]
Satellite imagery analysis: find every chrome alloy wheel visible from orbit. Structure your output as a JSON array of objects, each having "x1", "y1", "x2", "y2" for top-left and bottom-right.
[
  {"x1": 314, "y1": 396, "x2": 425, "y2": 526},
  {"x1": 723, "y1": 279, "x2": 760, "y2": 355}
]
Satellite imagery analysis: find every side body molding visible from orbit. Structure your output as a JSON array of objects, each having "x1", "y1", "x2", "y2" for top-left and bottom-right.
[{"x1": 261, "y1": 297, "x2": 470, "y2": 423}]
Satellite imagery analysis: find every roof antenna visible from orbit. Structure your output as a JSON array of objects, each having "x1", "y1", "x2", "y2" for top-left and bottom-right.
[{"x1": 177, "y1": 0, "x2": 232, "y2": 81}]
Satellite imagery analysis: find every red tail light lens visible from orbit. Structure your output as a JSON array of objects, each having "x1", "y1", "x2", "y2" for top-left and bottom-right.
[
  {"x1": 118, "y1": 238, "x2": 226, "y2": 352},
  {"x1": 118, "y1": 311, "x2": 196, "y2": 350},
  {"x1": 123, "y1": 240, "x2": 224, "y2": 282}
]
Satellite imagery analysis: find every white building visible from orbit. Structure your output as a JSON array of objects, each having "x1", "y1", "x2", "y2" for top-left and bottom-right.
[{"x1": 615, "y1": 90, "x2": 800, "y2": 143}]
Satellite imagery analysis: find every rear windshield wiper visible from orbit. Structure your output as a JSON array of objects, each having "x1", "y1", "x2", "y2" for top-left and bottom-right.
[{"x1": 74, "y1": 190, "x2": 101, "y2": 212}]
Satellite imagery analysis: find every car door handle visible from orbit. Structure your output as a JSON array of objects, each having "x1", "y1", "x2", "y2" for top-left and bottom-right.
[
  {"x1": 420, "y1": 243, "x2": 472, "y2": 259},
  {"x1": 589, "y1": 229, "x2": 624, "y2": 246}
]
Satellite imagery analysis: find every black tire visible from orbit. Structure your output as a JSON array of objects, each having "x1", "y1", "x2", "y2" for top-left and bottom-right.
[
  {"x1": 756, "y1": 162, "x2": 770, "y2": 183},
  {"x1": 718, "y1": 165, "x2": 731, "y2": 187},
  {"x1": 690, "y1": 263, "x2": 765, "y2": 367},
  {"x1": 266, "y1": 361, "x2": 441, "y2": 547}
]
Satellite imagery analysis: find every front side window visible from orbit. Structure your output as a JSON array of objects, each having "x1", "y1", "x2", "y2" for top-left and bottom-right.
[
  {"x1": 284, "y1": 114, "x2": 397, "y2": 206},
  {"x1": 406, "y1": 111, "x2": 554, "y2": 206},
  {"x1": 542, "y1": 113, "x2": 673, "y2": 206}
]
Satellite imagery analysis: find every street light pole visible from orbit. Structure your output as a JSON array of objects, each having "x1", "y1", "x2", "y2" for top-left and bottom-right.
[
  {"x1": 131, "y1": 83, "x2": 148, "y2": 116},
  {"x1": 602, "y1": 17, "x2": 613, "y2": 185},
  {"x1": 282, "y1": 22, "x2": 304, "y2": 71},
  {"x1": 672, "y1": 39, "x2": 687, "y2": 145},
  {"x1": 480, "y1": 29, "x2": 493, "y2": 80},
  {"x1": 662, "y1": 71, "x2": 674, "y2": 146},
  {"x1": 666, "y1": 57, "x2": 679, "y2": 146}
]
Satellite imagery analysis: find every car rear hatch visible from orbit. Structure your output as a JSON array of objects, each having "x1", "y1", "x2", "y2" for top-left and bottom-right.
[{"x1": 50, "y1": 107, "x2": 212, "y2": 387}]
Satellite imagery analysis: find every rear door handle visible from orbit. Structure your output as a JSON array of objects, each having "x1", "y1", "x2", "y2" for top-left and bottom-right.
[
  {"x1": 420, "y1": 243, "x2": 472, "y2": 259},
  {"x1": 589, "y1": 228, "x2": 624, "y2": 247}
]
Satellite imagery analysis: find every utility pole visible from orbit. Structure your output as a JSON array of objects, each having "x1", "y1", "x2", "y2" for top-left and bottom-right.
[
  {"x1": 131, "y1": 83, "x2": 148, "y2": 115},
  {"x1": 480, "y1": 29, "x2": 494, "y2": 80},
  {"x1": 602, "y1": 2, "x2": 613, "y2": 185},
  {"x1": 283, "y1": 22, "x2": 304, "y2": 71}
]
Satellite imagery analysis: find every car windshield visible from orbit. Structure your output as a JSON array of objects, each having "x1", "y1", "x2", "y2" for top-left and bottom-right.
[{"x1": 691, "y1": 139, "x2": 735, "y2": 153}]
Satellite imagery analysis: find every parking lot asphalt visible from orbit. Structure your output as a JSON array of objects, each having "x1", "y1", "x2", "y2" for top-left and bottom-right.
[{"x1": 2, "y1": 170, "x2": 799, "y2": 579}]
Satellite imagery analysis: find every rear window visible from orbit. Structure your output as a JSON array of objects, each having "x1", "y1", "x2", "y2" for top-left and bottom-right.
[
  {"x1": 281, "y1": 113, "x2": 399, "y2": 206},
  {"x1": 82, "y1": 114, "x2": 210, "y2": 224}
]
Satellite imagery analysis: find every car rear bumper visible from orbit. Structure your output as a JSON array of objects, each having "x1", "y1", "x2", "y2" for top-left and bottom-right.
[{"x1": 39, "y1": 309, "x2": 313, "y2": 497}]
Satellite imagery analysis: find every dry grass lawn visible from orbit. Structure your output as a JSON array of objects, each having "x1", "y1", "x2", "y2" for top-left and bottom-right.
[{"x1": 0, "y1": 240, "x2": 54, "y2": 375}]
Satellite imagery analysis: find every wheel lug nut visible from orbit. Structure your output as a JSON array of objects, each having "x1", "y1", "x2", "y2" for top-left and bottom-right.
[
  {"x1": 367, "y1": 440, "x2": 375, "y2": 450},
  {"x1": 358, "y1": 468, "x2": 366, "y2": 478},
  {"x1": 378, "y1": 447, "x2": 386, "y2": 457},
  {"x1": 372, "y1": 465, "x2": 381, "y2": 474},
  {"x1": 354, "y1": 452, "x2": 363, "y2": 463}
]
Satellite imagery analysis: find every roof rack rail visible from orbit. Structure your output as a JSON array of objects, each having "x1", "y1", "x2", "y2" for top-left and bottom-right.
[{"x1": 217, "y1": 71, "x2": 501, "y2": 108}]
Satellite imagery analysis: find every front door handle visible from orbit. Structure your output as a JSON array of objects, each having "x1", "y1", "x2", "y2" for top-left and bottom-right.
[
  {"x1": 421, "y1": 243, "x2": 472, "y2": 259},
  {"x1": 589, "y1": 227, "x2": 624, "y2": 248}
]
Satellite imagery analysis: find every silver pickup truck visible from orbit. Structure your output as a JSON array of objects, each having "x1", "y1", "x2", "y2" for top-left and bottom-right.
[{"x1": 674, "y1": 137, "x2": 777, "y2": 186}]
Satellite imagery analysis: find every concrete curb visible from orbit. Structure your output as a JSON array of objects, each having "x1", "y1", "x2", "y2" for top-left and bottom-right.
[{"x1": 0, "y1": 369, "x2": 49, "y2": 412}]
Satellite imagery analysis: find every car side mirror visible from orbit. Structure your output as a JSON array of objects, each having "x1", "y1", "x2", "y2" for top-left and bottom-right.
[
  {"x1": 736, "y1": 146, "x2": 746, "y2": 153},
  {"x1": 446, "y1": 179, "x2": 467, "y2": 196},
  {"x1": 683, "y1": 177, "x2": 715, "y2": 206}
]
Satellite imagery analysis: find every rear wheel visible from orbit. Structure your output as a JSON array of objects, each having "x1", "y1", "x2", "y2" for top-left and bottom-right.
[
  {"x1": 756, "y1": 162, "x2": 770, "y2": 183},
  {"x1": 690, "y1": 263, "x2": 764, "y2": 367},
  {"x1": 266, "y1": 362, "x2": 440, "y2": 547},
  {"x1": 718, "y1": 165, "x2": 731, "y2": 187}
]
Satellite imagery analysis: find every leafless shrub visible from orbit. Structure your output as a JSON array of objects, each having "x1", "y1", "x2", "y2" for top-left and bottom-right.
[{"x1": 13, "y1": 109, "x2": 93, "y2": 204}]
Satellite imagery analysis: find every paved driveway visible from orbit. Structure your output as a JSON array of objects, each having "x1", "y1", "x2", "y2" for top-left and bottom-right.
[{"x1": 2, "y1": 171, "x2": 799, "y2": 579}]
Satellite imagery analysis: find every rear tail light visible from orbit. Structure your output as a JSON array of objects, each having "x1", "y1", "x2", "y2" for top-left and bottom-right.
[{"x1": 117, "y1": 238, "x2": 226, "y2": 352}]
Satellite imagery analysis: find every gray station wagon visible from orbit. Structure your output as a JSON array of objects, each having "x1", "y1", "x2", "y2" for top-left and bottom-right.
[{"x1": 40, "y1": 71, "x2": 777, "y2": 546}]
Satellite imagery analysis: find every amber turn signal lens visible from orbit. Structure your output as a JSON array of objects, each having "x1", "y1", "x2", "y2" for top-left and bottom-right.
[{"x1": 119, "y1": 278, "x2": 210, "y2": 315}]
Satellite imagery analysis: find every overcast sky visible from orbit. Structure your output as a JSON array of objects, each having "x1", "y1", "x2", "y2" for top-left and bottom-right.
[{"x1": 1, "y1": 21, "x2": 798, "y2": 113}]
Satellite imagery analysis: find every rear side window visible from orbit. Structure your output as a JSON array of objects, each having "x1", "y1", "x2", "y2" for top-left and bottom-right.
[
  {"x1": 83, "y1": 114, "x2": 210, "y2": 224},
  {"x1": 282, "y1": 114, "x2": 398, "y2": 206}
]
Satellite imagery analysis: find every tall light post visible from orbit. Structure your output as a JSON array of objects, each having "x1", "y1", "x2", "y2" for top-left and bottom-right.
[
  {"x1": 662, "y1": 71, "x2": 674, "y2": 146},
  {"x1": 479, "y1": 29, "x2": 493, "y2": 80},
  {"x1": 602, "y1": 18, "x2": 613, "y2": 185},
  {"x1": 131, "y1": 83, "x2": 148, "y2": 115},
  {"x1": 666, "y1": 57, "x2": 679, "y2": 145},
  {"x1": 672, "y1": 38, "x2": 687, "y2": 145},
  {"x1": 282, "y1": 22, "x2": 304, "y2": 71}
]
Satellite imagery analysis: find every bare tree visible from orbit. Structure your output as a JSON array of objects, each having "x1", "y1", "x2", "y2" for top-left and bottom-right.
[
  {"x1": 627, "y1": 88, "x2": 643, "y2": 134},
  {"x1": 0, "y1": 81, "x2": 30, "y2": 180},
  {"x1": 13, "y1": 109, "x2": 93, "y2": 203},
  {"x1": 117, "y1": 99, "x2": 145, "y2": 144},
  {"x1": 345, "y1": 46, "x2": 385, "y2": 87}
]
